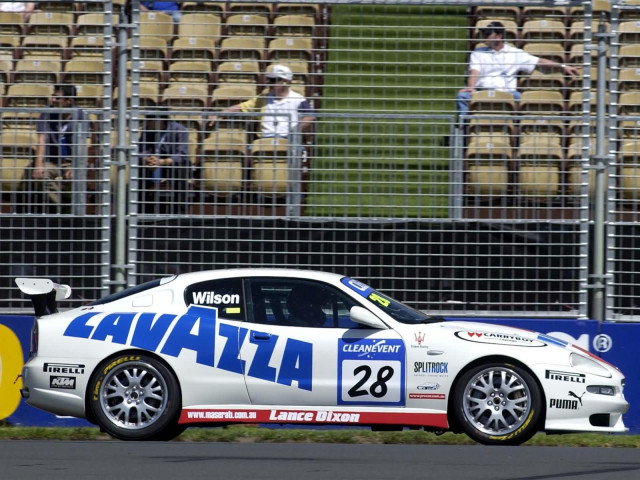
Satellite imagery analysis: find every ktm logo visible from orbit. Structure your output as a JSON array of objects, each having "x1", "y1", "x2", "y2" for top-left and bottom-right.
[{"x1": 50, "y1": 376, "x2": 76, "y2": 389}]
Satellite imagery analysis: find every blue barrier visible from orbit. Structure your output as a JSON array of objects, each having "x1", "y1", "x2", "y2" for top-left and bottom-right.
[{"x1": 1, "y1": 315, "x2": 637, "y2": 432}]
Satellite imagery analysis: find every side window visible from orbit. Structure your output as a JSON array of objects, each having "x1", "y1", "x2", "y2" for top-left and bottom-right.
[
  {"x1": 184, "y1": 277, "x2": 245, "y2": 321},
  {"x1": 247, "y1": 278, "x2": 362, "y2": 329}
]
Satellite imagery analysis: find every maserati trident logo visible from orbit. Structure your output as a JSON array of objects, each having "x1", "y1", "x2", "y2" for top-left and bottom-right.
[{"x1": 414, "y1": 332, "x2": 425, "y2": 346}]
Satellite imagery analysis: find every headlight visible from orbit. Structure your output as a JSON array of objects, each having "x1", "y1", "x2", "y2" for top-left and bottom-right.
[
  {"x1": 587, "y1": 386, "x2": 615, "y2": 396},
  {"x1": 570, "y1": 352, "x2": 612, "y2": 378}
]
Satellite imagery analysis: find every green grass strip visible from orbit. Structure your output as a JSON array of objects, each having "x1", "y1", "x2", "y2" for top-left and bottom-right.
[{"x1": 0, "y1": 425, "x2": 639, "y2": 447}]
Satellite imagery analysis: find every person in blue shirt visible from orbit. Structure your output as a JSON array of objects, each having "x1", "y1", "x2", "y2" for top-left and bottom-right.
[
  {"x1": 29, "y1": 84, "x2": 88, "y2": 212},
  {"x1": 139, "y1": 111, "x2": 191, "y2": 214},
  {"x1": 140, "y1": 1, "x2": 181, "y2": 23}
]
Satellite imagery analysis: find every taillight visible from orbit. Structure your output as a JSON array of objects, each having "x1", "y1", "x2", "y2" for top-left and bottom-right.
[{"x1": 30, "y1": 322, "x2": 38, "y2": 356}]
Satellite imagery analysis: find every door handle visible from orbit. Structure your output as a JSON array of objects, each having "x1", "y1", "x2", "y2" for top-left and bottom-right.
[{"x1": 251, "y1": 332, "x2": 271, "y2": 341}]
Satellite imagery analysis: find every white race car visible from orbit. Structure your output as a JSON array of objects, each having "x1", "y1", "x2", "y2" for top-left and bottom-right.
[{"x1": 16, "y1": 269, "x2": 628, "y2": 445}]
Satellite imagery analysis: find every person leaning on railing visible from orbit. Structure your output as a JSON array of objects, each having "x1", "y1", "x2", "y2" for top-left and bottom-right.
[
  {"x1": 207, "y1": 64, "x2": 315, "y2": 141},
  {"x1": 456, "y1": 21, "x2": 581, "y2": 119}
]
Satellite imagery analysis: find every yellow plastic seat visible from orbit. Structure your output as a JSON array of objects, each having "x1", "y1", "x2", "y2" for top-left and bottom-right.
[
  {"x1": 273, "y1": 15, "x2": 315, "y2": 37},
  {"x1": 519, "y1": 90, "x2": 565, "y2": 115},
  {"x1": 521, "y1": 19, "x2": 566, "y2": 44},
  {"x1": 63, "y1": 58, "x2": 104, "y2": 86},
  {"x1": 218, "y1": 37, "x2": 265, "y2": 62},
  {"x1": 465, "y1": 136, "x2": 512, "y2": 196},
  {"x1": 28, "y1": 11, "x2": 73, "y2": 37},
  {"x1": 171, "y1": 37, "x2": 217, "y2": 62},
  {"x1": 268, "y1": 37, "x2": 313, "y2": 62},
  {"x1": 226, "y1": 14, "x2": 269, "y2": 37},
  {"x1": 469, "y1": 90, "x2": 516, "y2": 114},
  {"x1": 177, "y1": 13, "x2": 222, "y2": 42},
  {"x1": 517, "y1": 138, "x2": 563, "y2": 198},
  {"x1": 251, "y1": 137, "x2": 290, "y2": 197},
  {"x1": 216, "y1": 61, "x2": 260, "y2": 84},
  {"x1": 201, "y1": 130, "x2": 248, "y2": 195},
  {"x1": 0, "y1": 130, "x2": 37, "y2": 192},
  {"x1": 169, "y1": 60, "x2": 212, "y2": 84},
  {"x1": 21, "y1": 35, "x2": 67, "y2": 59},
  {"x1": 14, "y1": 58, "x2": 60, "y2": 84}
]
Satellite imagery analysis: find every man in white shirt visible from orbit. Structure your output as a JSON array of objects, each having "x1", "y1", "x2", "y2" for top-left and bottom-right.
[
  {"x1": 208, "y1": 65, "x2": 315, "y2": 138},
  {"x1": 0, "y1": 2, "x2": 36, "y2": 20},
  {"x1": 456, "y1": 21, "x2": 580, "y2": 118}
]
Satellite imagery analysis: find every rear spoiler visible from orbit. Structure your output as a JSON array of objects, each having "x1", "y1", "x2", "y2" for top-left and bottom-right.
[{"x1": 15, "y1": 278, "x2": 72, "y2": 317}]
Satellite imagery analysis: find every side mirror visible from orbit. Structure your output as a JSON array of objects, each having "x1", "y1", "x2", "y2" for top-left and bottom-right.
[{"x1": 350, "y1": 306, "x2": 388, "y2": 329}]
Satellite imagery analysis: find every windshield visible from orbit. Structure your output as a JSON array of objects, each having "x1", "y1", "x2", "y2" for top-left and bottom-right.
[
  {"x1": 89, "y1": 275, "x2": 176, "y2": 306},
  {"x1": 341, "y1": 277, "x2": 437, "y2": 324}
]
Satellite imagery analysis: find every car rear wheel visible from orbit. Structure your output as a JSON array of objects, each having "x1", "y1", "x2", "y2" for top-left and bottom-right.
[
  {"x1": 89, "y1": 354, "x2": 184, "y2": 441},
  {"x1": 453, "y1": 363, "x2": 542, "y2": 445}
]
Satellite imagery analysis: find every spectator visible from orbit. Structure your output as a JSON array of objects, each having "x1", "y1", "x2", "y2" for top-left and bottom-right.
[
  {"x1": 28, "y1": 84, "x2": 88, "y2": 213},
  {"x1": 139, "y1": 111, "x2": 191, "y2": 214},
  {"x1": 140, "y1": 1, "x2": 181, "y2": 23},
  {"x1": 456, "y1": 21, "x2": 580, "y2": 118},
  {"x1": 0, "y1": 2, "x2": 36, "y2": 21},
  {"x1": 208, "y1": 64, "x2": 315, "y2": 140}
]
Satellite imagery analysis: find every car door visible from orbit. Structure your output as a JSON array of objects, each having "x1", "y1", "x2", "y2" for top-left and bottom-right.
[
  {"x1": 240, "y1": 277, "x2": 406, "y2": 407},
  {"x1": 182, "y1": 276, "x2": 251, "y2": 405}
]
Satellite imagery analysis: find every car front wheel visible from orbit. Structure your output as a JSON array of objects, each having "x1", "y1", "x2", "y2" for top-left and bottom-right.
[
  {"x1": 89, "y1": 354, "x2": 184, "y2": 441},
  {"x1": 453, "y1": 363, "x2": 542, "y2": 445}
]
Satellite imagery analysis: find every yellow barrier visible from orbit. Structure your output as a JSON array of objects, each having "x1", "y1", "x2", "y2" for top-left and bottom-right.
[{"x1": 0, "y1": 325, "x2": 24, "y2": 420}]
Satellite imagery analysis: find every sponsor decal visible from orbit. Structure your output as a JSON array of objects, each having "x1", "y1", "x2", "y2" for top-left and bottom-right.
[
  {"x1": 43, "y1": 363, "x2": 85, "y2": 375},
  {"x1": 569, "y1": 391, "x2": 585, "y2": 406},
  {"x1": 340, "y1": 278, "x2": 390, "y2": 308},
  {"x1": 191, "y1": 291, "x2": 240, "y2": 305},
  {"x1": 338, "y1": 338, "x2": 405, "y2": 406},
  {"x1": 63, "y1": 306, "x2": 313, "y2": 391},
  {"x1": 270, "y1": 410, "x2": 361, "y2": 423},
  {"x1": 489, "y1": 409, "x2": 535, "y2": 441},
  {"x1": 417, "y1": 382, "x2": 440, "y2": 390},
  {"x1": 545, "y1": 370, "x2": 586, "y2": 384},
  {"x1": 409, "y1": 393, "x2": 445, "y2": 400},
  {"x1": 411, "y1": 331, "x2": 429, "y2": 349},
  {"x1": 454, "y1": 331, "x2": 546, "y2": 347},
  {"x1": 549, "y1": 392, "x2": 584, "y2": 410},
  {"x1": 49, "y1": 376, "x2": 76, "y2": 389},
  {"x1": 179, "y1": 408, "x2": 449, "y2": 428},
  {"x1": 414, "y1": 361, "x2": 448, "y2": 375},
  {"x1": 342, "y1": 278, "x2": 373, "y2": 298}
]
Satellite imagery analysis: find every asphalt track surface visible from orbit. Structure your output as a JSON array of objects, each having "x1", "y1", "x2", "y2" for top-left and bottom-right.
[{"x1": 2, "y1": 441, "x2": 640, "y2": 480}]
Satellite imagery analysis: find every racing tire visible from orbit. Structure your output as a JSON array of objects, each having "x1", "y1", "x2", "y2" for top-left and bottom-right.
[
  {"x1": 453, "y1": 363, "x2": 542, "y2": 446},
  {"x1": 89, "y1": 354, "x2": 183, "y2": 441}
]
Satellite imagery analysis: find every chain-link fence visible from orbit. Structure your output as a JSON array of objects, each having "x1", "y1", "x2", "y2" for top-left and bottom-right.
[{"x1": 1, "y1": 0, "x2": 638, "y2": 322}]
